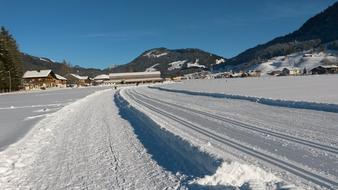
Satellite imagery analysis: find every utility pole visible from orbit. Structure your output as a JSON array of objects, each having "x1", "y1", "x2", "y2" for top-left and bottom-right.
[{"x1": 8, "y1": 71, "x2": 11, "y2": 92}]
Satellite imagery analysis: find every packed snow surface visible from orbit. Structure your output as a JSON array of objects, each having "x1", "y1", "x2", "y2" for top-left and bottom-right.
[
  {"x1": 0, "y1": 89, "x2": 180, "y2": 189},
  {"x1": 0, "y1": 87, "x2": 107, "y2": 150}
]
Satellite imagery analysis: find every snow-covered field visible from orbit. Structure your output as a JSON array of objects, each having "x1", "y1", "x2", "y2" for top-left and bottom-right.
[
  {"x1": 0, "y1": 87, "x2": 107, "y2": 150},
  {"x1": 161, "y1": 74, "x2": 338, "y2": 105},
  {"x1": 0, "y1": 75, "x2": 337, "y2": 190}
]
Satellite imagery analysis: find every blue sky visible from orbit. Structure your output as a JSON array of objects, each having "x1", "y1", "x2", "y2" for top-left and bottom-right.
[{"x1": 0, "y1": 0, "x2": 336, "y2": 69}]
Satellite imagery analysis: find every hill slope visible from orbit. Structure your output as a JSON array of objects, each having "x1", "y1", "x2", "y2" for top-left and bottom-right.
[{"x1": 215, "y1": 1, "x2": 338, "y2": 71}]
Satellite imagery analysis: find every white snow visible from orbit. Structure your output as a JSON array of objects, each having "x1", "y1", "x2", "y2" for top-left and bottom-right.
[
  {"x1": 93, "y1": 74, "x2": 109, "y2": 80},
  {"x1": 145, "y1": 63, "x2": 159, "y2": 72},
  {"x1": 167, "y1": 60, "x2": 186, "y2": 71},
  {"x1": 192, "y1": 161, "x2": 279, "y2": 188},
  {"x1": 215, "y1": 58, "x2": 225, "y2": 64},
  {"x1": 1, "y1": 74, "x2": 337, "y2": 189},
  {"x1": 0, "y1": 87, "x2": 106, "y2": 150},
  {"x1": 161, "y1": 74, "x2": 338, "y2": 105},
  {"x1": 39, "y1": 57, "x2": 50, "y2": 62},
  {"x1": 0, "y1": 89, "x2": 179, "y2": 189},
  {"x1": 144, "y1": 51, "x2": 168, "y2": 58},
  {"x1": 187, "y1": 59, "x2": 206, "y2": 69},
  {"x1": 22, "y1": 70, "x2": 52, "y2": 79},
  {"x1": 121, "y1": 83, "x2": 338, "y2": 189}
]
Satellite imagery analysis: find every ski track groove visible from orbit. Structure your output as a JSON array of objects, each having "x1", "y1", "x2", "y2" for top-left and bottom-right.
[
  {"x1": 132, "y1": 89, "x2": 338, "y2": 155},
  {"x1": 124, "y1": 89, "x2": 338, "y2": 190}
]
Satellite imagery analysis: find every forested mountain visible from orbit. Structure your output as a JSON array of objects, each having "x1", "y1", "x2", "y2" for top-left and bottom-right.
[
  {"x1": 110, "y1": 48, "x2": 226, "y2": 77},
  {"x1": 214, "y1": 1, "x2": 338, "y2": 71}
]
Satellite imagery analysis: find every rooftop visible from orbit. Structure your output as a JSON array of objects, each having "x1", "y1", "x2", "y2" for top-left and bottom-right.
[{"x1": 22, "y1": 70, "x2": 53, "y2": 79}]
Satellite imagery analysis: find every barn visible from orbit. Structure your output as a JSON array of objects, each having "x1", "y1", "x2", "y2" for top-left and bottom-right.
[{"x1": 108, "y1": 71, "x2": 163, "y2": 84}]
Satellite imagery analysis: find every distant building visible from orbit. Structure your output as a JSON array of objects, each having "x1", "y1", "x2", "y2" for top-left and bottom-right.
[
  {"x1": 93, "y1": 74, "x2": 110, "y2": 85},
  {"x1": 22, "y1": 70, "x2": 66, "y2": 90},
  {"x1": 247, "y1": 70, "x2": 261, "y2": 77},
  {"x1": 311, "y1": 65, "x2": 338, "y2": 75},
  {"x1": 55, "y1": 74, "x2": 67, "y2": 87},
  {"x1": 268, "y1": 70, "x2": 282, "y2": 76},
  {"x1": 281, "y1": 68, "x2": 301, "y2": 76},
  {"x1": 66, "y1": 74, "x2": 91, "y2": 86},
  {"x1": 108, "y1": 71, "x2": 163, "y2": 84}
]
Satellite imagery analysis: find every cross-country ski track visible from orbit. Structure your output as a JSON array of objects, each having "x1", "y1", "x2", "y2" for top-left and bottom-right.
[{"x1": 0, "y1": 85, "x2": 337, "y2": 190}]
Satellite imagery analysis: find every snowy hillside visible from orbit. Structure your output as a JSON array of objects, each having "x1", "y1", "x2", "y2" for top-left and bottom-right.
[{"x1": 252, "y1": 51, "x2": 338, "y2": 75}]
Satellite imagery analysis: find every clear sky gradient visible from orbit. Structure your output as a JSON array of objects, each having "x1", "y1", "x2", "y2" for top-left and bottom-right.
[{"x1": 0, "y1": 0, "x2": 336, "y2": 69}]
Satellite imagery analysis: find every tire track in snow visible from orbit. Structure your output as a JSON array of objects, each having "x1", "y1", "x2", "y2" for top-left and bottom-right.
[
  {"x1": 124, "y1": 89, "x2": 338, "y2": 190},
  {"x1": 133, "y1": 89, "x2": 338, "y2": 155}
]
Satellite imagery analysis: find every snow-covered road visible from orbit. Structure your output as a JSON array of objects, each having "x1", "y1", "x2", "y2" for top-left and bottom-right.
[{"x1": 122, "y1": 86, "x2": 338, "y2": 189}]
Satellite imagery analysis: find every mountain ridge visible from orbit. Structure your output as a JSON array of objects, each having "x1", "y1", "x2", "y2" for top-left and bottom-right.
[{"x1": 215, "y1": 1, "x2": 338, "y2": 71}]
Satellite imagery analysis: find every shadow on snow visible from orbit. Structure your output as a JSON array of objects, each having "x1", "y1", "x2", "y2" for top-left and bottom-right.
[{"x1": 114, "y1": 91, "x2": 240, "y2": 189}]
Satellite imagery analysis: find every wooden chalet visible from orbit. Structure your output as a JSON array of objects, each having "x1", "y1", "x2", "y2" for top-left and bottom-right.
[{"x1": 22, "y1": 70, "x2": 62, "y2": 90}]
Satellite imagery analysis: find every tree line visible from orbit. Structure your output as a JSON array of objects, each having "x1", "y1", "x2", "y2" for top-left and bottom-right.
[{"x1": 0, "y1": 26, "x2": 23, "y2": 92}]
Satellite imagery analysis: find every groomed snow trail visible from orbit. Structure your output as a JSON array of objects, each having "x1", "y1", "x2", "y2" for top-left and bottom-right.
[
  {"x1": 122, "y1": 87, "x2": 338, "y2": 190},
  {"x1": 0, "y1": 89, "x2": 179, "y2": 189}
]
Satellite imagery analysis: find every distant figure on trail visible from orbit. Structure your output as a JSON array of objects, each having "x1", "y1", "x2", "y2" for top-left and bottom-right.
[{"x1": 113, "y1": 83, "x2": 117, "y2": 90}]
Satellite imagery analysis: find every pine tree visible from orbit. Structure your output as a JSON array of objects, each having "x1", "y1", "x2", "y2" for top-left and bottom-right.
[{"x1": 0, "y1": 26, "x2": 23, "y2": 92}]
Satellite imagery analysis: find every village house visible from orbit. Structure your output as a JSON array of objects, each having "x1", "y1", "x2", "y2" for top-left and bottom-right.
[
  {"x1": 247, "y1": 70, "x2": 261, "y2": 77},
  {"x1": 55, "y1": 74, "x2": 67, "y2": 87},
  {"x1": 281, "y1": 68, "x2": 302, "y2": 76},
  {"x1": 310, "y1": 65, "x2": 338, "y2": 75},
  {"x1": 22, "y1": 70, "x2": 66, "y2": 90},
  {"x1": 66, "y1": 74, "x2": 91, "y2": 86}
]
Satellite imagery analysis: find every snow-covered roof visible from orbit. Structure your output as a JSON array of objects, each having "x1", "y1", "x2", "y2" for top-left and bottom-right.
[
  {"x1": 123, "y1": 78, "x2": 163, "y2": 83},
  {"x1": 70, "y1": 74, "x2": 88, "y2": 80},
  {"x1": 55, "y1": 74, "x2": 67, "y2": 80},
  {"x1": 23, "y1": 70, "x2": 53, "y2": 79},
  {"x1": 321, "y1": 65, "x2": 338, "y2": 69},
  {"x1": 93, "y1": 74, "x2": 109, "y2": 80},
  {"x1": 109, "y1": 71, "x2": 161, "y2": 78}
]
